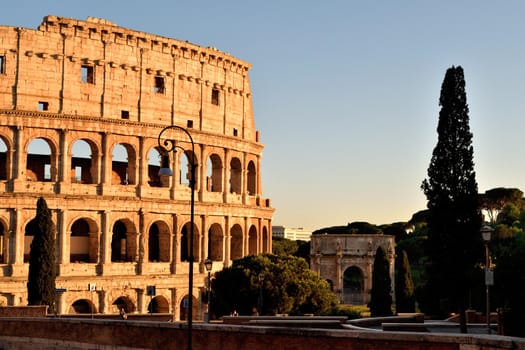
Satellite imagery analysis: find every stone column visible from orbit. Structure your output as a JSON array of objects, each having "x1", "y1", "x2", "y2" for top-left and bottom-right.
[
  {"x1": 99, "y1": 210, "x2": 111, "y2": 272},
  {"x1": 171, "y1": 287, "x2": 179, "y2": 321},
  {"x1": 58, "y1": 129, "x2": 70, "y2": 186},
  {"x1": 222, "y1": 148, "x2": 230, "y2": 203},
  {"x1": 257, "y1": 218, "x2": 262, "y2": 255},
  {"x1": 256, "y1": 155, "x2": 261, "y2": 196},
  {"x1": 170, "y1": 213, "x2": 179, "y2": 273},
  {"x1": 57, "y1": 209, "x2": 69, "y2": 264},
  {"x1": 98, "y1": 289, "x2": 107, "y2": 314},
  {"x1": 170, "y1": 151, "x2": 179, "y2": 200},
  {"x1": 137, "y1": 288, "x2": 146, "y2": 314},
  {"x1": 201, "y1": 214, "x2": 207, "y2": 263},
  {"x1": 56, "y1": 291, "x2": 66, "y2": 315},
  {"x1": 12, "y1": 208, "x2": 23, "y2": 266},
  {"x1": 243, "y1": 217, "x2": 248, "y2": 257},
  {"x1": 137, "y1": 136, "x2": 147, "y2": 195},
  {"x1": 11, "y1": 126, "x2": 25, "y2": 192},
  {"x1": 99, "y1": 133, "x2": 111, "y2": 194},
  {"x1": 241, "y1": 152, "x2": 247, "y2": 204},
  {"x1": 198, "y1": 145, "x2": 206, "y2": 202},
  {"x1": 224, "y1": 216, "x2": 231, "y2": 267}
]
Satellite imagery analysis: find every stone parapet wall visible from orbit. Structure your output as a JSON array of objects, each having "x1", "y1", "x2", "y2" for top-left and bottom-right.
[{"x1": 0, "y1": 318, "x2": 524, "y2": 350}]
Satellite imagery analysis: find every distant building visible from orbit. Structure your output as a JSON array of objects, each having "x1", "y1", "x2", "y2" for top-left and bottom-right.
[
  {"x1": 310, "y1": 230, "x2": 395, "y2": 305},
  {"x1": 272, "y1": 226, "x2": 312, "y2": 241}
]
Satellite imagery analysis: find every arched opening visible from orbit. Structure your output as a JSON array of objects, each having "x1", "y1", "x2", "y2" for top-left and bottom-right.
[
  {"x1": 230, "y1": 224, "x2": 243, "y2": 260},
  {"x1": 150, "y1": 221, "x2": 170, "y2": 262},
  {"x1": 27, "y1": 138, "x2": 54, "y2": 182},
  {"x1": 209, "y1": 223, "x2": 223, "y2": 261},
  {"x1": 247, "y1": 161, "x2": 256, "y2": 195},
  {"x1": 248, "y1": 225, "x2": 257, "y2": 255},
  {"x1": 112, "y1": 143, "x2": 137, "y2": 185},
  {"x1": 70, "y1": 219, "x2": 90, "y2": 262},
  {"x1": 262, "y1": 226, "x2": 269, "y2": 254},
  {"x1": 229, "y1": 158, "x2": 242, "y2": 194},
  {"x1": 71, "y1": 139, "x2": 97, "y2": 184},
  {"x1": 69, "y1": 299, "x2": 96, "y2": 314},
  {"x1": 111, "y1": 221, "x2": 130, "y2": 262},
  {"x1": 0, "y1": 138, "x2": 7, "y2": 180},
  {"x1": 147, "y1": 295, "x2": 170, "y2": 313},
  {"x1": 343, "y1": 266, "x2": 365, "y2": 304},
  {"x1": 148, "y1": 223, "x2": 160, "y2": 262},
  {"x1": 181, "y1": 222, "x2": 200, "y2": 262},
  {"x1": 179, "y1": 294, "x2": 198, "y2": 321},
  {"x1": 113, "y1": 296, "x2": 135, "y2": 314},
  {"x1": 206, "y1": 154, "x2": 222, "y2": 192},
  {"x1": 147, "y1": 147, "x2": 162, "y2": 187},
  {"x1": 24, "y1": 219, "x2": 37, "y2": 263}
]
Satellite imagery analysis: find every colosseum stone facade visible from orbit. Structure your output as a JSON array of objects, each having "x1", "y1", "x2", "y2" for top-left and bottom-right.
[{"x1": 0, "y1": 15, "x2": 273, "y2": 320}]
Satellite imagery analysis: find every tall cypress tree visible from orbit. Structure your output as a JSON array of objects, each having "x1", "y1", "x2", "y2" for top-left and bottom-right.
[
  {"x1": 369, "y1": 246, "x2": 393, "y2": 317},
  {"x1": 27, "y1": 197, "x2": 56, "y2": 313},
  {"x1": 421, "y1": 66, "x2": 482, "y2": 332},
  {"x1": 395, "y1": 249, "x2": 415, "y2": 313}
]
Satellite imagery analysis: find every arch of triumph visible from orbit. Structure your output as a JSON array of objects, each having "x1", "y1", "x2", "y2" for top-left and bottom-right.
[{"x1": 0, "y1": 15, "x2": 273, "y2": 319}]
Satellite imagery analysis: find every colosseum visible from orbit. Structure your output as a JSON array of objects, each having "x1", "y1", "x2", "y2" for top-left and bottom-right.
[{"x1": 0, "y1": 15, "x2": 273, "y2": 320}]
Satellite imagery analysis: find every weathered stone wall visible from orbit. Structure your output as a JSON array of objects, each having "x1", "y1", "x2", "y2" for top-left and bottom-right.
[
  {"x1": 0, "y1": 15, "x2": 273, "y2": 320},
  {"x1": 0, "y1": 318, "x2": 524, "y2": 350}
]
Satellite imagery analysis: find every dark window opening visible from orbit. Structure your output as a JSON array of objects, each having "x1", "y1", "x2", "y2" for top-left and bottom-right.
[
  {"x1": 81, "y1": 65, "x2": 94, "y2": 84},
  {"x1": 154, "y1": 76, "x2": 165, "y2": 94},
  {"x1": 211, "y1": 89, "x2": 220, "y2": 105},
  {"x1": 0, "y1": 56, "x2": 4, "y2": 74},
  {"x1": 233, "y1": 128, "x2": 238, "y2": 137},
  {"x1": 38, "y1": 101, "x2": 49, "y2": 111},
  {"x1": 187, "y1": 120, "x2": 193, "y2": 128},
  {"x1": 121, "y1": 110, "x2": 129, "y2": 119}
]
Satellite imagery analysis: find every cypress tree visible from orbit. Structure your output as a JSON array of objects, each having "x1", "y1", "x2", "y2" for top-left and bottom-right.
[
  {"x1": 421, "y1": 66, "x2": 482, "y2": 332},
  {"x1": 27, "y1": 197, "x2": 56, "y2": 313},
  {"x1": 369, "y1": 246, "x2": 393, "y2": 317},
  {"x1": 395, "y1": 249, "x2": 415, "y2": 313}
]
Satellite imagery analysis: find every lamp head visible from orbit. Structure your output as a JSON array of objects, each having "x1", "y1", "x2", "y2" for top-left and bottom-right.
[
  {"x1": 481, "y1": 225, "x2": 494, "y2": 242},
  {"x1": 204, "y1": 258, "x2": 213, "y2": 272},
  {"x1": 158, "y1": 154, "x2": 174, "y2": 176}
]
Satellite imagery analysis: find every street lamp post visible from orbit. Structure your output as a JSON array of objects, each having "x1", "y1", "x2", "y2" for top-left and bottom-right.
[
  {"x1": 158, "y1": 125, "x2": 196, "y2": 350},
  {"x1": 481, "y1": 224, "x2": 494, "y2": 335},
  {"x1": 204, "y1": 258, "x2": 213, "y2": 323}
]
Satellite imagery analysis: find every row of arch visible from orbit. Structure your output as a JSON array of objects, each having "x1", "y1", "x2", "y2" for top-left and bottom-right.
[
  {"x1": 0, "y1": 133, "x2": 259, "y2": 195},
  {"x1": 70, "y1": 295, "x2": 170, "y2": 315},
  {"x1": 0, "y1": 215, "x2": 269, "y2": 265}
]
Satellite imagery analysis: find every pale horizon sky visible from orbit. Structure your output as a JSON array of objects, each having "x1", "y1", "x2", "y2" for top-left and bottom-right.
[{"x1": 4, "y1": 1, "x2": 525, "y2": 230}]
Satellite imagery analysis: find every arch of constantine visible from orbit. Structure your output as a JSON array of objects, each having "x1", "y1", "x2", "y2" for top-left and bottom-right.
[
  {"x1": 0, "y1": 15, "x2": 273, "y2": 319},
  {"x1": 310, "y1": 232, "x2": 395, "y2": 305}
]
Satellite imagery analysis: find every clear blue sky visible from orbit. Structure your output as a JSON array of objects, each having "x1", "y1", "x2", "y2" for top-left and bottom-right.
[{"x1": 4, "y1": 1, "x2": 525, "y2": 230}]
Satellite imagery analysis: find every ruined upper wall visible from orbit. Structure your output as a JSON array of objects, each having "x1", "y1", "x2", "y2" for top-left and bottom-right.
[{"x1": 0, "y1": 15, "x2": 257, "y2": 141}]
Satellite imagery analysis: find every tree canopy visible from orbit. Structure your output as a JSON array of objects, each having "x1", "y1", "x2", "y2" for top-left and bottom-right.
[
  {"x1": 210, "y1": 254, "x2": 337, "y2": 317},
  {"x1": 395, "y1": 249, "x2": 415, "y2": 313},
  {"x1": 479, "y1": 187, "x2": 524, "y2": 223},
  {"x1": 421, "y1": 66, "x2": 482, "y2": 332},
  {"x1": 27, "y1": 197, "x2": 56, "y2": 313},
  {"x1": 369, "y1": 246, "x2": 393, "y2": 317}
]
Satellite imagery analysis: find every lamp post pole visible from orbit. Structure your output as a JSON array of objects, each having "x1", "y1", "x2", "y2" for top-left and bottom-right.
[
  {"x1": 158, "y1": 125, "x2": 196, "y2": 350},
  {"x1": 204, "y1": 258, "x2": 213, "y2": 323},
  {"x1": 481, "y1": 225, "x2": 494, "y2": 335}
]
